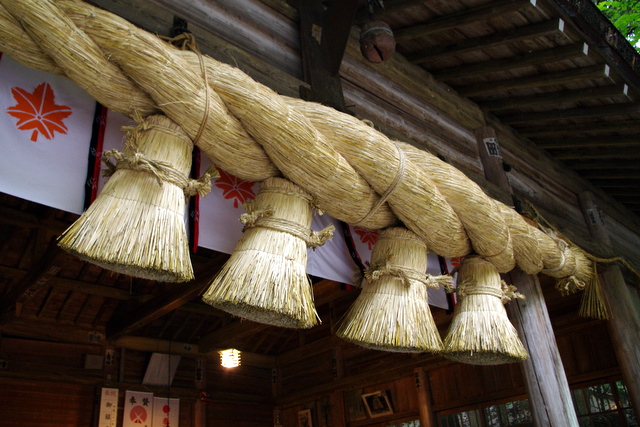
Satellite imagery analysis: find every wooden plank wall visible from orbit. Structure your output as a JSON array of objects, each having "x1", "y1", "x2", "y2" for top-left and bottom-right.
[
  {"x1": 0, "y1": 378, "x2": 95, "y2": 427},
  {"x1": 275, "y1": 321, "x2": 620, "y2": 425}
]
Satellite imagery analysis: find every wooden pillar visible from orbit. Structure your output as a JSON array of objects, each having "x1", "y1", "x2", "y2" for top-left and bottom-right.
[
  {"x1": 414, "y1": 368, "x2": 437, "y2": 427},
  {"x1": 194, "y1": 357, "x2": 207, "y2": 427},
  {"x1": 578, "y1": 191, "x2": 640, "y2": 417},
  {"x1": 474, "y1": 126, "x2": 579, "y2": 427}
]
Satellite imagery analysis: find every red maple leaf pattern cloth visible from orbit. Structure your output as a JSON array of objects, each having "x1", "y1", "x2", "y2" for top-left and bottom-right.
[{"x1": 7, "y1": 82, "x2": 72, "y2": 142}]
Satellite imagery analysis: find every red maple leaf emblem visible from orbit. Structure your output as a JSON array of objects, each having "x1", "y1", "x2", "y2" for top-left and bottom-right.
[
  {"x1": 353, "y1": 227, "x2": 379, "y2": 251},
  {"x1": 6, "y1": 82, "x2": 73, "y2": 142},
  {"x1": 214, "y1": 167, "x2": 256, "y2": 208}
]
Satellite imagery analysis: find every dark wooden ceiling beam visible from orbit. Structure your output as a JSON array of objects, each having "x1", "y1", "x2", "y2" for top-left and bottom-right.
[
  {"x1": 519, "y1": 118, "x2": 640, "y2": 137},
  {"x1": 394, "y1": 0, "x2": 537, "y2": 42},
  {"x1": 106, "y1": 256, "x2": 227, "y2": 339},
  {"x1": 408, "y1": 18, "x2": 566, "y2": 64},
  {"x1": 434, "y1": 43, "x2": 589, "y2": 81},
  {"x1": 587, "y1": 179, "x2": 640, "y2": 188},
  {"x1": 480, "y1": 84, "x2": 628, "y2": 111},
  {"x1": 535, "y1": 135, "x2": 638, "y2": 149},
  {"x1": 199, "y1": 319, "x2": 271, "y2": 353},
  {"x1": 550, "y1": 147, "x2": 640, "y2": 160},
  {"x1": 458, "y1": 64, "x2": 610, "y2": 97},
  {"x1": 0, "y1": 238, "x2": 68, "y2": 322},
  {"x1": 354, "y1": 0, "x2": 423, "y2": 24},
  {"x1": 579, "y1": 170, "x2": 640, "y2": 180},
  {"x1": 501, "y1": 101, "x2": 640, "y2": 124}
]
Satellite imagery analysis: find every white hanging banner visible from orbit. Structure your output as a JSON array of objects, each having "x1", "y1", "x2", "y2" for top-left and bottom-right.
[
  {"x1": 98, "y1": 388, "x2": 119, "y2": 427},
  {"x1": 152, "y1": 397, "x2": 179, "y2": 427},
  {"x1": 0, "y1": 54, "x2": 96, "y2": 214},
  {"x1": 124, "y1": 391, "x2": 154, "y2": 427}
]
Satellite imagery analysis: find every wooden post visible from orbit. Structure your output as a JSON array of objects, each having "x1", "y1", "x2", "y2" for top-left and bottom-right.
[
  {"x1": 578, "y1": 191, "x2": 640, "y2": 417},
  {"x1": 474, "y1": 126, "x2": 579, "y2": 427},
  {"x1": 414, "y1": 368, "x2": 437, "y2": 427},
  {"x1": 194, "y1": 357, "x2": 207, "y2": 427}
]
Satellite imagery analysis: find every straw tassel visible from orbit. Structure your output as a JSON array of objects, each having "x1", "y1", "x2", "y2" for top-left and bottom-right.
[
  {"x1": 337, "y1": 227, "x2": 444, "y2": 353},
  {"x1": 58, "y1": 114, "x2": 198, "y2": 282},
  {"x1": 578, "y1": 261, "x2": 609, "y2": 320},
  {"x1": 442, "y1": 256, "x2": 529, "y2": 365},
  {"x1": 202, "y1": 177, "x2": 332, "y2": 328}
]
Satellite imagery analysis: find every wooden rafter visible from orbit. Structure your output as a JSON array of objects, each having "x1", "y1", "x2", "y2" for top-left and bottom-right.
[
  {"x1": 394, "y1": 0, "x2": 538, "y2": 42},
  {"x1": 458, "y1": 64, "x2": 610, "y2": 97},
  {"x1": 480, "y1": 84, "x2": 628, "y2": 111},
  {"x1": 501, "y1": 101, "x2": 640, "y2": 124},
  {"x1": 518, "y1": 118, "x2": 640, "y2": 137},
  {"x1": 433, "y1": 43, "x2": 589, "y2": 81},
  {"x1": 535, "y1": 135, "x2": 638, "y2": 149},
  {"x1": 407, "y1": 19, "x2": 566, "y2": 64}
]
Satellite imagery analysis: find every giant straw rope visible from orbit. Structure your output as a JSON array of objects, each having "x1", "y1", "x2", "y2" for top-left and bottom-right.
[{"x1": 0, "y1": 0, "x2": 593, "y2": 285}]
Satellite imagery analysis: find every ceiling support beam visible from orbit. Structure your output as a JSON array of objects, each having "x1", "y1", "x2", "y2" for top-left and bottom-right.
[
  {"x1": 394, "y1": 0, "x2": 537, "y2": 42},
  {"x1": 550, "y1": 147, "x2": 640, "y2": 160},
  {"x1": 578, "y1": 170, "x2": 640, "y2": 180},
  {"x1": 291, "y1": 0, "x2": 357, "y2": 112},
  {"x1": 0, "y1": 238, "x2": 68, "y2": 322},
  {"x1": 480, "y1": 84, "x2": 628, "y2": 112},
  {"x1": 518, "y1": 117, "x2": 639, "y2": 137},
  {"x1": 408, "y1": 18, "x2": 566, "y2": 64},
  {"x1": 106, "y1": 256, "x2": 227, "y2": 339},
  {"x1": 534, "y1": 135, "x2": 638, "y2": 149},
  {"x1": 458, "y1": 64, "x2": 610, "y2": 97},
  {"x1": 434, "y1": 43, "x2": 589, "y2": 81},
  {"x1": 502, "y1": 101, "x2": 640, "y2": 124}
]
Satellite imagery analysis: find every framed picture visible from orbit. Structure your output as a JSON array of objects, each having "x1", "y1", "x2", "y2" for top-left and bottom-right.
[
  {"x1": 298, "y1": 409, "x2": 313, "y2": 427},
  {"x1": 361, "y1": 390, "x2": 394, "y2": 418}
]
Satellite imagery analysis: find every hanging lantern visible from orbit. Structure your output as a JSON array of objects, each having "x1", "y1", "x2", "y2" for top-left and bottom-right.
[
  {"x1": 360, "y1": 21, "x2": 396, "y2": 63},
  {"x1": 219, "y1": 349, "x2": 241, "y2": 368}
]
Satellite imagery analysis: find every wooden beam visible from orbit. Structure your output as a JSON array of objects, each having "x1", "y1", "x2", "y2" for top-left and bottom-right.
[
  {"x1": 354, "y1": 0, "x2": 422, "y2": 24},
  {"x1": 322, "y1": 0, "x2": 359, "y2": 75},
  {"x1": 415, "y1": 368, "x2": 437, "y2": 427},
  {"x1": 578, "y1": 169, "x2": 640, "y2": 180},
  {"x1": 394, "y1": 0, "x2": 537, "y2": 42},
  {"x1": 534, "y1": 135, "x2": 638, "y2": 149},
  {"x1": 434, "y1": 43, "x2": 589, "y2": 81},
  {"x1": 106, "y1": 256, "x2": 226, "y2": 338},
  {"x1": 458, "y1": 64, "x2": 610, "y2": 97},
  {"x1": 518, "y1": 117, "x2": 639, "y2": 138},
  {"x1": 480, "y1": 84, "x2": 628, "y2": 112},
  {"x1": 198, "y1": 318, "x2": 271, "y2": 353},
  {"x1": 408, "y1": 19, "x2": 565, "y2": 64},
  {"x1": 550, "y1": 147, "x2": 640, "y2": 160},
  {"x1": 578, "y1": 191, "x2": 640, "y2": 417},
  {"x1": 501, "y1": 101, "x2": 640, "y2": 124},
  {"x1": 0, "y1": 238, "x2": 68, "y2": 321},
  {"x1": 295, "y1": 0, "x2": 347, "y2": 111},
  {"x1": 588, "y1": 179, "x2": 640, "y2": 188}
]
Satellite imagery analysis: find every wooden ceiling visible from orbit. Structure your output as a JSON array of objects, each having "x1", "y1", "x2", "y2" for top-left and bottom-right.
[{"x1": 356, "y1": 0, "x2": 640, "y2": 217}]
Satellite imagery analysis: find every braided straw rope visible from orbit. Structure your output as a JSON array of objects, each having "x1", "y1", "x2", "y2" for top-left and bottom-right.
[{"x1": 0, "y1": 0, "x2": 595, "y2": 284}]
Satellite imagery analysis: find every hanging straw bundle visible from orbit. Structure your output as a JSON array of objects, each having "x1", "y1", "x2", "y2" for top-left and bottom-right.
[
  {"x1": 58, "y1": 115, "x2": 206, "y2": 282},
  {"x1": 578, "y1": 261, "x2": 609, "y2": 320},
  {"x1": 443, "y1": 256, "x2": 528, "y2": 365},
  {"x1": 336, "y1": 227, "x2": 445, "y2": 353},
  {"x1": 202, "y1": 177, "x2": 334, "y2": 328}
]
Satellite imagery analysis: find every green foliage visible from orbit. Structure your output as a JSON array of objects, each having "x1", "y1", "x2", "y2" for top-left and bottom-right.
[{"x1": 596, "y1": 0, "x2": 640, "y2": 52}]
